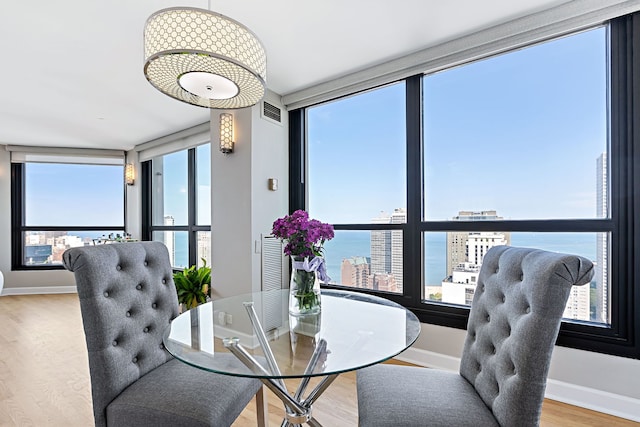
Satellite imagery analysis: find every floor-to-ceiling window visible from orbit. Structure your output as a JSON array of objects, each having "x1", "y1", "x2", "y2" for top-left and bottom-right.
[
  {"x1": 142, "y1": 143, "x2": 211, "y2": 269},
  {"x1": 291, "y1": 15, "x2": 640, "y2": 359}
]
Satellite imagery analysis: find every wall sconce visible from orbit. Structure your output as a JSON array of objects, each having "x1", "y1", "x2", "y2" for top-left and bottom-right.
[
  {"x1": 220, "y1": 113, "x2": 234, "y2": 154},
  {"x1": 125, "y1": 163, "x2": 135, "y2": 186}
]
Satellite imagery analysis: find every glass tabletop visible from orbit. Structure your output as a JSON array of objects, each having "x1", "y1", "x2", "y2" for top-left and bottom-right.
[{"x1": 163, "y1": 289, "x2": 421, "y2": 379}]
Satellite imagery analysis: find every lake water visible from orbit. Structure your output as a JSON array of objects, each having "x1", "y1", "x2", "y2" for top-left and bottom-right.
[{"x1": 322, "y1": 231, "x2": 597, "y2": 285}]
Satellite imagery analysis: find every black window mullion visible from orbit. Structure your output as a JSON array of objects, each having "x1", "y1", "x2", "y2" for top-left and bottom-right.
[
  {"x1": 289, "y1": 108, "x2": 305, "y2": 213},
  {"x1": 188, "y1": 148, "x2": 197, "y2": 266},
  {"x1": 406, "y1": 74, "x2": 423, "y2": 305}
]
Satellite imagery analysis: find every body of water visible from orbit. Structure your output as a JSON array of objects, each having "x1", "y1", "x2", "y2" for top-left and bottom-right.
[{"x1": 323, "y1": 231, "x2": 597, "y2": 286}]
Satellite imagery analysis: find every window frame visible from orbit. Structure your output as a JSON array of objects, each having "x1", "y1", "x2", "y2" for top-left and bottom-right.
[
  {"x1": 290, "y1": 15, "x2": 640, "y2": 359},
  {"x1": 10, "y1": 162, "x2": 126, "y2": 270},
  {"x1": 141, "y1": 144, "x2": 211, "y2": 268}
]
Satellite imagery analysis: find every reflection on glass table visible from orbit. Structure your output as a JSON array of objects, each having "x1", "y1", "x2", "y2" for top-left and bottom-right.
[{"x1": 163, "y1": 289, "x2": 420, "y2": 426}]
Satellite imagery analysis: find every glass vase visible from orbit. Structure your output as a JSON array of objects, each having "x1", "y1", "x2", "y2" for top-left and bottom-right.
[{"x1": 289, "y1": 256, "x2": 322, "y2": 316}]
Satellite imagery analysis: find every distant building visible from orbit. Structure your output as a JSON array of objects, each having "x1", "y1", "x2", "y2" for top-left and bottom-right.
[
  {"x1": 371, "y1": 213, "x2": 392, "y2": 275},
  {"x1": 25, "y1": 245, "x2": 52, "y2": 265},
  {"x1": 164, "y1": 215, "x2": 176, "y2": 266},
  {"x1": 369, "y1": 208, "x2": 405, "y2": 292},
  {"x1": 563, "y1": 285, "x2": 591, "y2": 321},
  {"x1": 198, "y1": 231, "x2": 211, "y2": 266},
  {"x1": 596, "y1": 152, "x2": 608, "y2": 323},
  {"x1": 341, "y1": 256, "x2": 370, "y2": 289},
  {"x1": 442, "y1": 262, "x2": 481, "y2": 305},
  {"x1": 446, "y1": 210, "x2": 510, "y2": 277}
]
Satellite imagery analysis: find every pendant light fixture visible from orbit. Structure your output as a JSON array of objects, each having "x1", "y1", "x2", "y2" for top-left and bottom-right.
[{"x1": 144, "y1": 7, "x2": 266, "y2": 109}]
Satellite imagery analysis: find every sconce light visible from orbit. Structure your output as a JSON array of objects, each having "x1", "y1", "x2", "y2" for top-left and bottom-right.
[
  {"x1": 220, "y1": 113, "x2": 234, "y2": 154},
  {"x1": 125, "y1": 163, "x2": 135, "y2": 186}
]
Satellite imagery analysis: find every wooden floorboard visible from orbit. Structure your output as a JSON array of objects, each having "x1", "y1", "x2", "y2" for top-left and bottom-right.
[{"x1": 0, "y1": 294, "x2": 636, "y2": 426}]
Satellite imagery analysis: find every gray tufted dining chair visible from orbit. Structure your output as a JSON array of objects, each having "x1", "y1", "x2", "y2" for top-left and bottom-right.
[
  {"x1": 356, "y1": 245, "x2": 594, "y2": 427},
  {"x1": 63, "y1": 241, "x2": 266, "y2": 427}
]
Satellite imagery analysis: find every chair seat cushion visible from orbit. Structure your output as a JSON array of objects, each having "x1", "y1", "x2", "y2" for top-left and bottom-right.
[
  {"x1": 357, "y1": 364, "x2": 499, "y2": 427},
  {"x1": 106, "y1": 357, "x2": 262, "y2": 427}
]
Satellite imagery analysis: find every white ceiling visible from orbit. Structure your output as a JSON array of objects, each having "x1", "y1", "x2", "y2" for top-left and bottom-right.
[{"x1": 0, "y1": 0, "x2": 568, "y2": 151}]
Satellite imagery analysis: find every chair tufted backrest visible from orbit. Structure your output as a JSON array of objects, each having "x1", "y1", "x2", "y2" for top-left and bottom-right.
[
  {"x1": 459, "y1": 245, "x2": 594, "y2": 427},
  {"x1": 63, "y1": 241, "x2": 179, "y2": 427}
]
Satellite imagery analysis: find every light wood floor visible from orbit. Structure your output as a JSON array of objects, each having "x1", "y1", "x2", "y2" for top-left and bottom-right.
[{"x1": 0, "y1": 294, "x2": 637, "y2": 426}]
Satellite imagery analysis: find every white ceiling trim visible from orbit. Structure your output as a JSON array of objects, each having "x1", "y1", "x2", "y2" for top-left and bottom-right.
[
  {"x1": 283, "y1": 0, "x2": 640, "y2": 110},
  {"x1": 135, "y1": 122, "x2": 211, "y2": 162},
  {"x1": 6, "y1": 145, "x2": 124, "y2": 165}
]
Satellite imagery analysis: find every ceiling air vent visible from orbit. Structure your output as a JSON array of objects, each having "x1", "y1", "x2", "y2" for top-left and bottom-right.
[{"x1": 261, "y1": 101, "x2": 283, "y2": 126}]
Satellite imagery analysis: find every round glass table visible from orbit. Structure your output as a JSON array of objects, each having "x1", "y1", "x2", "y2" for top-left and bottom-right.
[{"x1": 163, "y1": 289, "x2": 420, "y2": 426}]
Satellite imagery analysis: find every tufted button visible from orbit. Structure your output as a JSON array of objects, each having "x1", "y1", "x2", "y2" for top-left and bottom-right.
[
  {"x1": 132, "y1": 357, "x2": 138, "y2": 363},
  {"x1": 501, "y1": 295, "x2": 506, "y2": 303},
  {"x1": 486, "y1": 314, "x2": 491, "y2": 322},
  {"x1": 143, "y1": 327, "x2": 149, "y2": 333},
  {"x1": 136, "y1": 284, "x2": 143, "y2": 290},
  {"x1": 152, "y1": 303, "x2": 157, "y2": 309},
  {"x1": 491, "y1": 345, "x2": 497, "y2": 355},
  {"x1": 144, "y1": 261, "x2": 148, "y2": 266},
  {"x1": 116, "y1": 265, "x2": 122, "y2": 271},
  {"x1": 519, "y1": 273, "x2": 524, "y2": 281},
  {"x1": 525, "y1": 306, "x2": 531, "y2": 314},
  {"x1": 126, "y1": 311, "x2": 131, "y2": 317},
  {"x1": 495, "y1": 267, "x2": 499, "y2": 274},
  {"x1": 112, "y1": 340, "x2": 118, "y2": 346},
  {"x1": 162, "y1": 279, "x2": 167, "y2": 284},
  {"x1": 103, "y1": 291, "x2": 109, "y2": 297}
]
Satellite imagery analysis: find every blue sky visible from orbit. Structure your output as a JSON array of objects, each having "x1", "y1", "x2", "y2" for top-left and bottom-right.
[
  {"x1": 26, "y1": 163, "x2": 123, "y2": 226},
  {"x1": 308, "y1": 26, "x2": 607, "y2": 224}
]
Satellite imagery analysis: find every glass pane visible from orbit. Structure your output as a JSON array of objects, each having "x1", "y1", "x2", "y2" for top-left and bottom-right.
[
  {"x1": 197, "y1": 231, "x2": 211, "y2": 268},
  {"x1": 423, "y1": 231, "x2": 609, "y2": 325},
  {"x1": 307, "y1": 83, "x2": 407, "y2": 224},
  {"x1": 23, "y1": 230, "x2": 125, "y2": 265},
  {"x1": 25, "y1": 163, "x2": 124, "y2": 226},
  {"x1": 152, "y1": 150, "x2": 188, "y2": 226},
  {"x1": 153, "y1": 230, "x2": 188, "y2": 269},
  {"x1": 423, "y1": 27, "x2": 608, "y2": 220},
  {"x1": 196, "y1": 144, "x2": 211, "y2": 225},
  {"x1": 323, "y1": 230, "x2": 403, "y2": 294}
]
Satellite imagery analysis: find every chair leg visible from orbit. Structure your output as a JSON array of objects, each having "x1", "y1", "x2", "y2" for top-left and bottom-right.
[{"x1": 255, "y1": 385, "x2": 268, "y2": 427}]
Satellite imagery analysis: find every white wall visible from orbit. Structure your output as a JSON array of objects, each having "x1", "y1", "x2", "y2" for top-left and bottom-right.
[{"x1": 211, "y1": 90, "x2": 289, "y2": 298}]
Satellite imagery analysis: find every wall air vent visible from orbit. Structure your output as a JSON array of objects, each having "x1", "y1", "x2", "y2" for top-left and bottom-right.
[{"x1": 261, "y1": 101, "x2": 283, "y2": 126}]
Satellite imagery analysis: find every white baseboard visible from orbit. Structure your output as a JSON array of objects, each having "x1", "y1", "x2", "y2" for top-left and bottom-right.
[
  {"x1": 394, "y1": 347, "x2": 640, "y2": 423},
  {"x1": 545, "y1": 379, "x2": 640, "y2": 422},
  {"x1": 1, "y1": 286, "x2": 77, "y2": 296}
]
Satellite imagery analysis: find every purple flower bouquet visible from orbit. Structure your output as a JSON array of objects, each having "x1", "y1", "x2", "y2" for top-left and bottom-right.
[{"x1": 272, "y1": 210, "x2": 334, "y2": 315}]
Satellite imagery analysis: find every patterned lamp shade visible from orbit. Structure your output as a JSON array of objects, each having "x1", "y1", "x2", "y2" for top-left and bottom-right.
[{"x1": 144, "y1": 7, "x2": 266, "y2": 109}]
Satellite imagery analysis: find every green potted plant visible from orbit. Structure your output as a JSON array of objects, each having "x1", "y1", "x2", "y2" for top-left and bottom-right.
[{"x1": 173, "y1": 258, "x2": 212, "y2": 310}]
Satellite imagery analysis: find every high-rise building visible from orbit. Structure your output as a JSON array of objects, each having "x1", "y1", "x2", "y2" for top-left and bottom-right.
[
  {"x1": 446, "y1": 210, "x2": 510, "y2": 277},
  {"x1": 164, "y1": 215, "x2": 176, "y2": 266},
  {"x1": 341, "y1": 256, "x2": 370, "y2": 288},
  {"x1": 467, "y1": 232, "x2": 508, "y2": 265},
  {"x1": 369, "y1": 208, "x2": 405, "y2": 292},
  {"x1": 596, "y1": 152, "x2": 609, "y2": 324},
  {"x1": 390, "y1": 208, "x2": 405, "y2": 292},
  {"x1": 197, "y1": 231, "x2": 211, "y2": 266},
  {"x1": 563, "y1": 285, "x2": 591, "y2": 321},
  {"x1": 371, "y1": 212, "x2": 392, "y2": 274}
]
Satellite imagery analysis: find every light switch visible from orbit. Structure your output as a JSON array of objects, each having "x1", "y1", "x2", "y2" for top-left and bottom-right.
[{"x1": 268, "y1": 178, "x2": 278, "y2": 191}]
